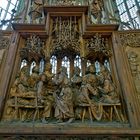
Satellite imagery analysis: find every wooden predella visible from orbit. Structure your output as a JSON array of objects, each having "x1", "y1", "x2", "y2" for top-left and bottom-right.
[{"x1": 0, "y1": 0, "x2": 140, "y2": 139}]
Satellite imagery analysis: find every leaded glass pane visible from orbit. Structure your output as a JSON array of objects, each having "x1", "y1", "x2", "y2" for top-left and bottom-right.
[
  {"x1": 50, "y1": 56, "x2": 57, "y2": 74},
  {"x1": 0, "y1": 0, "x2": 19, "y2": 30},
  {"x1": 62, "y1": 56, "x2": 70, "y2": 78},
  {"x1": 116, "y1": 0, "x2": 140, "y2": 29}
]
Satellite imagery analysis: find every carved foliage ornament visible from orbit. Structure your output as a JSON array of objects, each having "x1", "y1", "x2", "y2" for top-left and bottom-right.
[
  {"x1": 86, "y1": 33, "x2": 112, "y2": 57},
  {"x1": 119, "y1": 33, "x2": 140, "y2": 47},
  {"x1": 51, "y1": 17, "x2": 80, "y2": 57},
  {"x1": 20, "y1": 35, "x2": 44, "y2": 62},
  {"x1": 55, "y1": 0, "x2": 78, "y2": 6},
  {"x1": 0, "y1": 36, "x2": 10, "y2": 50},
  {"x1": 51, "y1": 38, "x2": 80, "y2": 57}
]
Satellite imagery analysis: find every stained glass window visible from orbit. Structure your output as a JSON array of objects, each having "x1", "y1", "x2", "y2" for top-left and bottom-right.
[
  {"x1": 104, "y1": 59, "x2": 110, "y2": 71},
  {"x1": 30, "y1": 61, "x2": 36, "y2": 75},
  {"x1": 50, "y1": 55, "x2": 57, "y2": 74},
  {"x1": 116, "y1": 0, "x2": 140, "y2": 29},
  {"x1": 0, "y1": 0, "x2": 19, "y2": 30},
  {"x1": 95, "y1": 61, "x2": 100, "y2": 74},
  {"x1": 39, "y1": 59, "x2": 45, "y2": 74},
  {"x1": 20, "y1": 59, "x2": 27, "y2": 69},
  {"x1": 74, "y1": 55, "x2": 82, "y2": 76},
  {"x1": 62, "y1": 56, "x2": 70, "y2": 77}
]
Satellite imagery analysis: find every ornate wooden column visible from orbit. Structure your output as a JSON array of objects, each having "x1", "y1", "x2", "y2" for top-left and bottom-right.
[
  {"x1": 9, "y1": 37, "x2": 25, "y2": 88},
  {"x1": 0, "y1": 32, "x2": 11, "y2": 80},
  {"x1": 0, "y1": 32, "x2": 20, "y2": 119},
  {"x1": 57, "y1": 57, "x2": 62, "y2": 74},
  {"x1": 70, "y1": 57, "x2": 74, "y2": 78},
  {"x1": 45, "y1": 18, "x2": 53, "y2": 60}
]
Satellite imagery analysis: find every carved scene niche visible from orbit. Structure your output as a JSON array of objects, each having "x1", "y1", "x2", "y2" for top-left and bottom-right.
[{"x1": 1, "y1": 16, "x2": 128, "y2": 127}]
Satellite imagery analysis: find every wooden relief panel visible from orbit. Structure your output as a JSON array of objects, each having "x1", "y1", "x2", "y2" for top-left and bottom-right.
[
  {"x1": 120, "y1": 33, "x2": 140, "y2": 96},
  {"x1": 2, "y1": 31, "x2": 127, "y2": 125},
  {"x1": 126, "y1": 47, "x2": 140, "y2": 94}
]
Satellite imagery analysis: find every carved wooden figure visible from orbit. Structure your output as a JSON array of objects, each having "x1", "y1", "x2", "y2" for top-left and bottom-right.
[
  {"x1": 54, "y1": 67, "x2": 74, "y2": 123},
  {"x1": 90, "y1": 0, "x2": 104, "y2": 24},
  {"x1": 28, "y1": 0, "x2": 43, "y2": 23},
  {"x1": 38, "y1": 63, "x2": 55, "y2": 123}
]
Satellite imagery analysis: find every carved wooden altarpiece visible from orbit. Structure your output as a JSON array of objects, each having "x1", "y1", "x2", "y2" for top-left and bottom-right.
[{"x1": 0, "y1": 2, "x2": 140, "y2": 140}]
